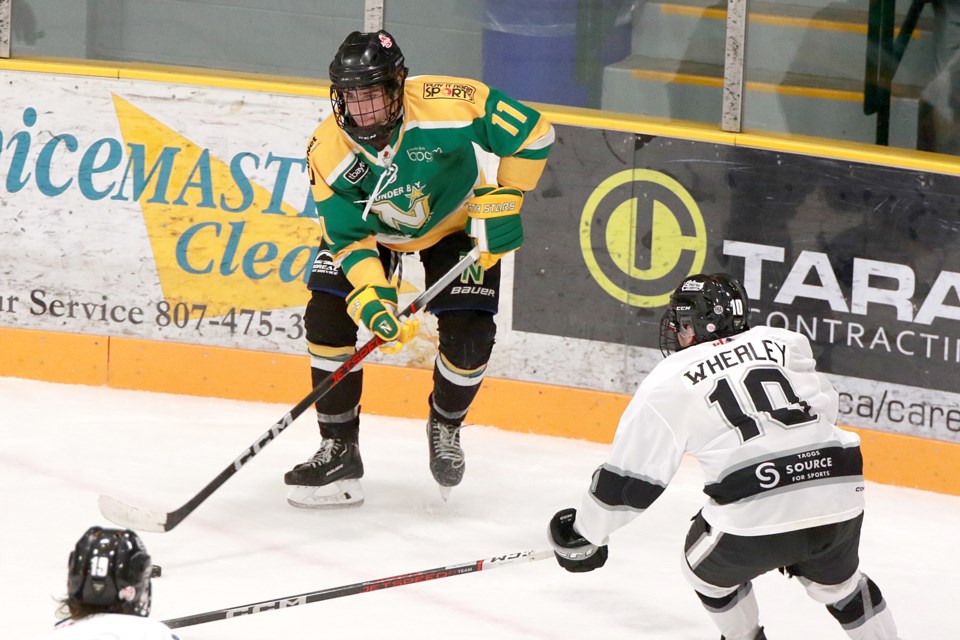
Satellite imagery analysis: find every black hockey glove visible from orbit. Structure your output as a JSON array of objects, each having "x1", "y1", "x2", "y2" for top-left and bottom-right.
[{"x1": 548, "y1": 508, "x2": 608, "y2": 573}]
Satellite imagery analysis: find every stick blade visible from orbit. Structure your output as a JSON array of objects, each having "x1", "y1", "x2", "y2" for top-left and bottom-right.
[{"x1": 98, "y1": 495, "x2": 170, "y2": 533}]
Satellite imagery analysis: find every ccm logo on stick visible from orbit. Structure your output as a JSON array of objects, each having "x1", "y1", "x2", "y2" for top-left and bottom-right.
[{"x1": 226, "y1": 596, "x2": 307, "y2": 617}]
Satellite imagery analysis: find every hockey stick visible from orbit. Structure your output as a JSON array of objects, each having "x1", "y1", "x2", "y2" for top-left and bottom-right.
[
  {"x1": 99, "y1": 247, "x2": 482, "y2": 533},
  {"x1": 162, "y1": 548, "x2": 553, "y2": 628}
]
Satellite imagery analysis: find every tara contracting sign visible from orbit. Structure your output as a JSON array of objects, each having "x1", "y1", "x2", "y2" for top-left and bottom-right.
[{"x1": 517, "y1": 127, "x2": 960, "y2": 396}]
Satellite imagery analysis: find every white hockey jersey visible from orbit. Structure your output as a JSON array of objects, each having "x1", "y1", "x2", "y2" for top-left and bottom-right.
[
  {"x1": 576, "y1": 325, "x2": 865, "y2": 544},
  {"x1": 33, "y1": 614, "x2": 179, "y2": 640}
]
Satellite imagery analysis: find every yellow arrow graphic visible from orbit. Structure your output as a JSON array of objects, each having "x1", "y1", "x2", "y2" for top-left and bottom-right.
[{"x1": 112, "y1": 95, "x2": 321, "y2": 316}]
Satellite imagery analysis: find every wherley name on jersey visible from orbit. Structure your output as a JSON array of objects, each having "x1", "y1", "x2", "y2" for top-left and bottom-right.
[{"x1": 682, "y1": 338, "x2": 787, "y2": 387}]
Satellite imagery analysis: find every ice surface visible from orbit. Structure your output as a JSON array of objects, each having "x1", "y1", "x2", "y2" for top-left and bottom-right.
[{"x1": 2, "y1": 377, "x2": 953, "y2": 639}]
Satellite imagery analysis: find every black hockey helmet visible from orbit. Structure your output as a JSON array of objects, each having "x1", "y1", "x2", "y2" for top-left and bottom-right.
[
  {"x1": 67, "y1": 526, "x2": 153, "y2": 617},
  {"x1": 329, "y1": 30, "x2": 408, "y2": 145},
  {"x1": 659, "y1": 273, "x2": 750, "y2": 356}
]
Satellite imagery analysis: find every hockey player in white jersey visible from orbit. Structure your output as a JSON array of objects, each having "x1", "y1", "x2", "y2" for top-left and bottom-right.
[
  {"x1": 548, "y1": 273, "x2": 899, "y2": 640},
  {"x1": 34, "y1": 526, "x2": 178, "y2": 640}
]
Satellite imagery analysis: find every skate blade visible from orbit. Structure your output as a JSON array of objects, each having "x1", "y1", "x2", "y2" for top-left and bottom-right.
[
  {"x1": 287, "y1": 479, "x2": 364, "y2": 508},
  {"x1": 438, "y1": 485, "x2": 452, "y2": 501}
]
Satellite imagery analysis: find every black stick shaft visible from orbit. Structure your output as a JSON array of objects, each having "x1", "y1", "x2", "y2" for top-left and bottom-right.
[
  {"x1": 99, "y1": 248, "x2": 481, "y2": 532},
  {"x1": 163, "y1": 548, "x2": 551, "y2": 628}
]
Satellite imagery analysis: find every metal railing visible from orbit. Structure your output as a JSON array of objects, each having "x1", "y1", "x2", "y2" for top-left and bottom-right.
[{"x1": 864, "y1": 0, "x2": 931, "y2": 145}]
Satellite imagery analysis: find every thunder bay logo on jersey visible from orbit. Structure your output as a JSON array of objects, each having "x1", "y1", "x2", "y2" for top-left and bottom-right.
[{"x1": 423, "y1": 82, "x2": 476, "y2": 102}]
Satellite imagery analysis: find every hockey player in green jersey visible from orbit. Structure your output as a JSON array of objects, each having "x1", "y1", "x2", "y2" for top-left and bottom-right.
[{"x1": 284, "y1": 30, "x2": 554, "y2": 507}]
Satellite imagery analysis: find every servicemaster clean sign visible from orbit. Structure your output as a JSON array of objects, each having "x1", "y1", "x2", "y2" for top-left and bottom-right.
[{"x1": 0, "y1": 72, "x2": 324, "y2": 347}]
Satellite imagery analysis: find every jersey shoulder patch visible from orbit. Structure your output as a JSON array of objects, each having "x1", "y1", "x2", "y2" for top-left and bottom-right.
[
  {"x1": 307, "y1": 117, "x2": 363, "y2": 184},
  {"x1": 405, "y1": 75, "x2": 491, "y2": 124}
]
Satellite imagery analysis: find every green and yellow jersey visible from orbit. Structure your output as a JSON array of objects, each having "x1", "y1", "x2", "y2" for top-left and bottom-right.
[{"x1": 306, "y1": 74, "x2": 554, "y2": 290}]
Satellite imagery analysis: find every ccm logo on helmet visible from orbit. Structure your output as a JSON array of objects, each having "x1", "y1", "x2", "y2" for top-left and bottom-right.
[{"x1": 423, "y1": 82, "x2": 476, "y2": 102}]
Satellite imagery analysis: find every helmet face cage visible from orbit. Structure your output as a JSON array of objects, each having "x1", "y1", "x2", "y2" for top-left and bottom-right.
[
  {"x1": 659, "y1": 273, "x2": 750, "y2": 357},
  {"x1": 329, "y1": 30, "x2": 408, "y2": 145},
  {"x1": 67, "y1": 527, "x2": 153, "y2": 617},
  {"x1": 331, "y1": 78, "x2": 406, "y2": 144}
]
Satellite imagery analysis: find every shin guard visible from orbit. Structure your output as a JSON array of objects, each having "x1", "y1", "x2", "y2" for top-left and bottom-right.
[{"x1": 824, "y1": 574, "x2": 899, "y2": 640}]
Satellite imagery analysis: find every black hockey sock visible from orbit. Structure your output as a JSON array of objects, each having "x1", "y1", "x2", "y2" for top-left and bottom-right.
[
  {"x1": 430, "y1": 310, "x2": 495, "y2": 420},
  {"x1": 826, "y1": 575, "x2": 885, "y2": 628},
  {"x1": 311, "y1": 364, "x2": 362, "y2": 415},
  {"x1": 318, "y1": 411, "x2": 360, "y2": 443},
  {"x1": 430, "y1": 375, "x2": 480, "y2": 424}
]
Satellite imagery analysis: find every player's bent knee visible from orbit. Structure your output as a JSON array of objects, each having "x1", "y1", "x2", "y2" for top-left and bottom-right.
[
  {"x1": 306, "y1": 291, "x2": 357, "y2": 346},
  {"x1": 682, "y1": 565, "x2": 739, "y2": 600},
  {"x1": 437, "y1": 310, "x2": 496, "y2": 369}
]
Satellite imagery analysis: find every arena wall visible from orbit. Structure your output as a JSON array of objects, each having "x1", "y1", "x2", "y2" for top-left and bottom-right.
[{"x1": 2, "y1": 57, "x2": 958, "y2": 496}]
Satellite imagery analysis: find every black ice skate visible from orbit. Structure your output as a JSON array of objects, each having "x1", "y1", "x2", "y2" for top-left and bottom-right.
[
  {"x1": 284, "y1": 439, "x2": 364, "y2": 508},
  {"x1": 426, "y1": 411, "x2": 465, "y2": 500}
]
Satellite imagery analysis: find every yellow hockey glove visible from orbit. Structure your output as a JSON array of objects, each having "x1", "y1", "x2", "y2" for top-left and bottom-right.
[
  {"x1": 466, "y1": 185, "x2": 524, "y2": 270},
  {"x1": 345, "y1": 284, "x2": 420, "y2": 354}
]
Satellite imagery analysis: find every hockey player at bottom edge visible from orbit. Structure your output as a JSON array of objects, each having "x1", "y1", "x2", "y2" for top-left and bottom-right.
[
  {"x1": 548, "y1": 273, "x2": 901, "y2": 640},
  {"x1": 33, "y1": 526, "x2": 178, "y2": 640},
  {"x1": 284, "y1": 29, "x2": 554, "y2": 507}
]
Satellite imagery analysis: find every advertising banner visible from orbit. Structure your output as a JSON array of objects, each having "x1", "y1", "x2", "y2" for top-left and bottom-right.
[
  {"x1": 0, "y1": 73, "x2": 333, "y2": 353},
  {"x1": 517, "y1": 125, "x2": 960, "y2": 442},
  {"x1": 3, "y1": 70, "x2": 959, "y2": 444}
]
